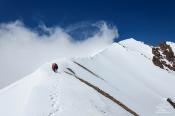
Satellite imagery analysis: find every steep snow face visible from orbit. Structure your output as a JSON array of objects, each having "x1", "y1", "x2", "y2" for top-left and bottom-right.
[{"x1": 0, "y1": 39, "x2": 175, "y2": 116}]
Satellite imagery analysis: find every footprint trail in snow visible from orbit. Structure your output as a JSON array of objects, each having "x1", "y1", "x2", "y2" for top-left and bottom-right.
[{"x1": 48, "y1": 80, "x2": 60, "y2": 116}]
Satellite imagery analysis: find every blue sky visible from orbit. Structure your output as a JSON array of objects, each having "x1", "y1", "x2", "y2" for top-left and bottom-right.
[
  {"x1": 0, "y1": 0, "x2": 175, "y2": 44},
  {"x1": 0, "y1": 0, "x2": 175, "y2": 88}
]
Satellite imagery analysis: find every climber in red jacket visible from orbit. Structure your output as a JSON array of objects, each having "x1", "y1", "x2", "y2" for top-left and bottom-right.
[{"x1": 52, "y1": 63, "x2": 58, "y2": 73}]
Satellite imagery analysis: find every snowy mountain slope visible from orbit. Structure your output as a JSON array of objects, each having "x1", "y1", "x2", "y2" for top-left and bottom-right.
[
  {"x1": 119, "y1": 38, "x2": 153, "y2": 59},
  {"x1": 0, "y1": 38, "x2": 175, "y2": 116}
]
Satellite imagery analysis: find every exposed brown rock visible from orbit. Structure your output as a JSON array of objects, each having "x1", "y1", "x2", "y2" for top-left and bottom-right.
[
  {"x1": 152, "y1": 56, "x2": 164, "y2": 69},
  {"x1": 152, "y1": 42, "x2": 175, "y2": 71}
]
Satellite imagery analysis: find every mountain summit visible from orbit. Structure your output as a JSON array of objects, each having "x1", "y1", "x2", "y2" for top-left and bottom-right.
[{"x1": 0, "y1": 38, "x2": 175, "y2": 116}]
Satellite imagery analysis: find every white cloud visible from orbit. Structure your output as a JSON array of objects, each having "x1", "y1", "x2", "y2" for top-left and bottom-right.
[{"x1": 0, "y1": 20, "x2": 118, "y2": 89}]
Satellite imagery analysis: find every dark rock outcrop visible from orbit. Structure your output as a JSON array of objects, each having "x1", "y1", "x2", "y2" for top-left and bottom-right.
[{"x1": 152, "y1": 42, "x2": 175, "y2": 71}]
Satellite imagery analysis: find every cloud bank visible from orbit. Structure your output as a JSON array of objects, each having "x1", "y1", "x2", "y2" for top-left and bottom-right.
[{"x1": 0, "y1": 20, "x2": 118, "y2": 89}]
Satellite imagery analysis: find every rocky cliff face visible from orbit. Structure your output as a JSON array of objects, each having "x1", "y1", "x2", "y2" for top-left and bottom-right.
[{"x1": 152, "y1": 42, "x2": 175, "y2": 71}]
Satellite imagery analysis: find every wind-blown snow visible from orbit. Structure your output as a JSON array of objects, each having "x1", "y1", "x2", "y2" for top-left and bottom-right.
[
  {"x1": 0, "y1": 20, "x2": 117, "y2": 88},
  {"x1": 0, "y1": 38, "x2": 175, "y2": 116}
]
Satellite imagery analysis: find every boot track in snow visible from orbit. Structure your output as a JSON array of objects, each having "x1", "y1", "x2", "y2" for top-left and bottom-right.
[{"x1": 64, "y1": 68, "x2": 139, "y2": 116}]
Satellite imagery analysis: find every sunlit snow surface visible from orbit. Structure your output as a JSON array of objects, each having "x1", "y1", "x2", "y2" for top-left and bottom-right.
[{"x1": 0, "y1": 39, "x2": 175, "y2": 116}]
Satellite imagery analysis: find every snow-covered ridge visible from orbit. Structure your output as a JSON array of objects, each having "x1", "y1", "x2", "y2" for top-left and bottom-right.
[
  {"x1": 119, "y1": 38, "x2": 153, "y2": 58},
  {"x1": 0, "y1": 38, "x2": 175, "y2": 116}
]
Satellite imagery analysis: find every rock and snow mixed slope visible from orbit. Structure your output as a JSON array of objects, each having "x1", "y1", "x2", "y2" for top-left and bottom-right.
[
  {"x1": 0, "y1": 38, "x2": 175, "y2": 116},
  {"x1": 152, "y1": 42, "x2": 175, "y2": 71}
]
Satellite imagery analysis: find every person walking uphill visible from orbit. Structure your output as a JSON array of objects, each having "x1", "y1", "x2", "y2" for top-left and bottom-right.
[{"x1": 52, "y1": 63, "x2": 58, "y2": 73}]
